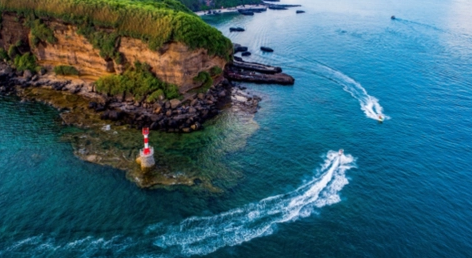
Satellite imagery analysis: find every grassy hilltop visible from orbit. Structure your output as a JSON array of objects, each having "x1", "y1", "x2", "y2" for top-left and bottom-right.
[
  {"x1": 0, "y1": 0, "x2": 232, "y2": 101},
  {"x1": 0, "y1": 0, "x2": 232, "y2": 58}
]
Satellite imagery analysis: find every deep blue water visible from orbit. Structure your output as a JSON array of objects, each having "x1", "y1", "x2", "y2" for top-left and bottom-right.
[{"x1": 2, "y1": 0, "x2": 472, "y2": 257}]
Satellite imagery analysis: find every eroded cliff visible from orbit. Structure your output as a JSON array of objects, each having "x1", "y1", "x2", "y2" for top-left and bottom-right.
[{"x1": 0, "y1": 12, "x2": 227, "y2": 90}]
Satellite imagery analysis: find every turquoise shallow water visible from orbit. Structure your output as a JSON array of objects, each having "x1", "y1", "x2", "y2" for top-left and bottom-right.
[{"x1": 2, "y1": 0, "x2": 472, "y2": 257}]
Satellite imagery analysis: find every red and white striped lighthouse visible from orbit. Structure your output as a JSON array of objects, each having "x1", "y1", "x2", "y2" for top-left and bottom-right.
[
  {"x1": 142, "y1": 127, "x2": 150, "y2": 155},
  {"x1": 137, "y1": 127, "x2": 155, "y2": 170}
]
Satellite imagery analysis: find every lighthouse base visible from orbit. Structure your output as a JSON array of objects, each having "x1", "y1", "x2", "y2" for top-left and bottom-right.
[{"x1": 136, "y1": 147, "x2": 155, "y2": 171}]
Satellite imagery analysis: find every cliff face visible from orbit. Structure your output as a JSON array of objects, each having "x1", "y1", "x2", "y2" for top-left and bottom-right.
[{"x1": 0, "y1": 13, "x2": 227, "y2": 90}]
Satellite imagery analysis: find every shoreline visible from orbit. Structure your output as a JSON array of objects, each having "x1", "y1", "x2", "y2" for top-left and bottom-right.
[
  {"x1": 0, "y1": 61, "x2": 262, "y2": 190},
  {"x1": 195, "y1": 4, "x2": 267, "y2": 16}
]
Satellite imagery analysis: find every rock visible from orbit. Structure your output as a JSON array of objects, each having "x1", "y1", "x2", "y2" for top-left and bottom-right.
[
  {"x1": 15, "y1": 70, "x2": 23, "y2": 77},
  {"x1": 197, "y1": 93, "x2": 205, "y2": 100},
  {"x1": 188, "y1": 107, "x2": 197, "y2": 114},
  {"x1": 182, "y1": 128, "x2": 191, "y2": 133},
  {"x1": 86, "y1": 155, "x2": 98, "y2": 162},
  {"x1": 191, "y1": 122, "x2": 201, "y2": 131},
  {"x1": 166, "y1": 110, "x2": 172, "y2": 117},
  {"x1": 31, "y1": 75, "x2": 38, "y2": 81},
  {"x1": 150, "y1": 114, "x2": 163, "y2": 122},
  {"x1": 23, "y1": 70, "x2": 33, "y2": 80},
  {"x1": 170, "y1": 98, "x2": 181, "y2": 109},
  {"x1": 165, "y1": 101, "x2": 171, "y2": 109},
  {"x1": 108, "y1": 110, "x2": 123, "y2": 121},
  {"x1": 190, "y1": 98, "x2": 198, "y2": 106},
  {"x1": 150, "y1": 122, "x2": 159, "y2": 130},
  {"x1": 40, "y1": 67, "x2": 47, "y2": 75},
  {"x1": 94, "y1": 104, "x2": 105, "y2": 112},
  {"x1": 154, "y1": 104, "x2": 162, "y2": 114}
]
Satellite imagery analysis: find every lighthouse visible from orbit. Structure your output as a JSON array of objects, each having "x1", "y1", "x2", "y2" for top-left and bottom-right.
[{"x1": 136, "y1": 127, "x2": 155, "y2": 170}]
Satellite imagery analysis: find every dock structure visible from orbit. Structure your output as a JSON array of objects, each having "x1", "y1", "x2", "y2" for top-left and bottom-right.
[{"x1": 136, "y1": 127, "x2": 155, "y2": 170}]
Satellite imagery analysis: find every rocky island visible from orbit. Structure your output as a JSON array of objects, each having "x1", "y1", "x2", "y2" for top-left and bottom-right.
[{"x1": 0, "y1": 0, "x2": 292, "y2": 190}]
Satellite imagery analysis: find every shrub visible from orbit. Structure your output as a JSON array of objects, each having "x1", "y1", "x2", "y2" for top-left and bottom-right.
[
  {"x1": 7, "y1": 45, "x2": 18, "y2": 59},
  {"x1": 146, "y1": 89, "x2": 164, "y2": 103},
  {"x1": 95, "y1": 62, "x2": 181, "y2": 101},
  {"x1": 193, "y1": 71, "x2": 213, "y2": 92},
  {"x1": 209, "y1": 66, "x2": 222, "y2": 76},
  {"x1": 0, "y1": 48, "x2": 9, "y2": 60},
  {"x1": 77, "y1": 25, "x2": 119, "y2": 59},
  {"x1": 14, "y1": 53, "x2": 37, "y2": 72},
  {"x1": 193, "y1": 71, "x2": 210, "y2": 83},
  {"x1": 28, "y1": 19, "x2": 56, "y2": 45},
  {"x1": 54, "y1": 65, "x2": 79, "y2": 76}
]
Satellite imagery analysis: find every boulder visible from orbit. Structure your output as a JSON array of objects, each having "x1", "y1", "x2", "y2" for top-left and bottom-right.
[
  {"x1": 39, "y1": 67, "x2": 47, "y2": 75},
  {"x1": 150, "y1": 114, "x2": 163, "y2": 122},
  {"x1": 88, "y1": 102, "x2": 97, "y2": 109},
  {"x1": 170, "y1": 98, "x2": 181, "y2": 109},
  {"x1": 108, "y1": 110, "x2": 123, "y2": 121},
  {"x1": 154, "y1": 104, "x2": 162, "y2": 114},
  {"x1": 23, "y1": 70, "x2": 33, "y2": 80},
  {"x1": 150, "y1": 122, "x2": 159, "y2": 130},
  {"x1": 191, "y1": 122, "x2": 201, "y2": 131},
  {"x1": 197, "y1": 93, "x2": 205, "y2": 100},
  {"x1": 188, "y1": 107, "x2": 197, "y2": 114}
]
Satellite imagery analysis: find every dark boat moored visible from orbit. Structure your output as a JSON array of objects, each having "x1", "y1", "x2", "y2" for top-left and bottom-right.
[
  {"x1": 241, "y1": 51, "x2": 251, "y2": 56},
  {"x1": 260, "y1": 46, "x2": 274, "y2": 52},
  {"x1": 238, "y1": 10, "x2": 254, "y2": 15},
  {"x1": 230, "y1": 27, "x2": 245, "y2": 32},
  {"x1": 296, "y1": 10, "x2": 305, "y2": 14}
]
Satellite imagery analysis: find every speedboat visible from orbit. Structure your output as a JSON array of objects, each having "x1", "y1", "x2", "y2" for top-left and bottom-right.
[
  {"x1": 378, "y1": 115, "x2": 384, "y2": 123},
  {"x1": 338, "y1": 149, "x2": 344, "y2": 156}
]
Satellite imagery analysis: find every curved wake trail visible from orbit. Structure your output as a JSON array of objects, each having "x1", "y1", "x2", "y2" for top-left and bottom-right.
[
  {"x1": 252, "y1": 53, "x2": 388, "y2": 121},
  {"x1": 316, "y1": 63, "x2": 389, "y2": 121},
  {"x1": 149, "y1": 150, "x2": 356, "y2": 256},
  {"x1": 1, "y1": 151, "x2": 356, "y2": 257}
]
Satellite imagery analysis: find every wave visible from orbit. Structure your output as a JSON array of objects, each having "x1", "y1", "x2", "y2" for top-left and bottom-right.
[
  {"x1": 1, "y1": 151, "x2": 355, "y2": 257},
  {"x1": 315, "y1": 63, "x2": 389, "y2": 121},
  {"x1": 250, "y1": 52, "x2": 389, "y2": 121},
  {"x1": 149, "y1": 150, "x2": 355, "y2": 256}
]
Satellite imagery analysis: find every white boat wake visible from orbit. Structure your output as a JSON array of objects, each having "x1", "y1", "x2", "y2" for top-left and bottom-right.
[
  {"x1": 316, "y1": 63, "x2": 389, "y2": 121},
  {"x1": 1, "y1": 151, "x2": 356, "y2": 257},
  {"x1": 148, "y1": 150, "x2": 356, "y2": 256}
]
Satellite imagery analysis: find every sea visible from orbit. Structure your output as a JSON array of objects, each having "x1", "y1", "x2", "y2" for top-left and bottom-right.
[{"x1": 1, "y1": 0, "x2": 472, "y2": 257}]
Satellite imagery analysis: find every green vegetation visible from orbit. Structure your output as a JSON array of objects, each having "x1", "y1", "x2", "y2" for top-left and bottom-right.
[
  {"x1": 27, "y1": 19, "x2": 56, "y2": 45},
  {"x1": 209, "y1": 65, "x2": 222, "y2": 76},
  {"x1": 193, "y1": 71, "x2": 213, "y2": 93},
  {"x1": 7, "y1": 40, "x2": 22, "y2": 59},
  {"x1": 96, "y1": 62, "x2": 180, "y2": 102},
  {"x1": 0, "y1": 0, "x2": 232, "y2": 59},
  {"x1": 13, "y1": 53, "x2": 37, "y2": 72},
  {"x1": 54, "y1": 65, "x2": 79, "y2": 76},
  {"x1": 0, "y1": 47, "x2": 9, "y2": 60}
]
